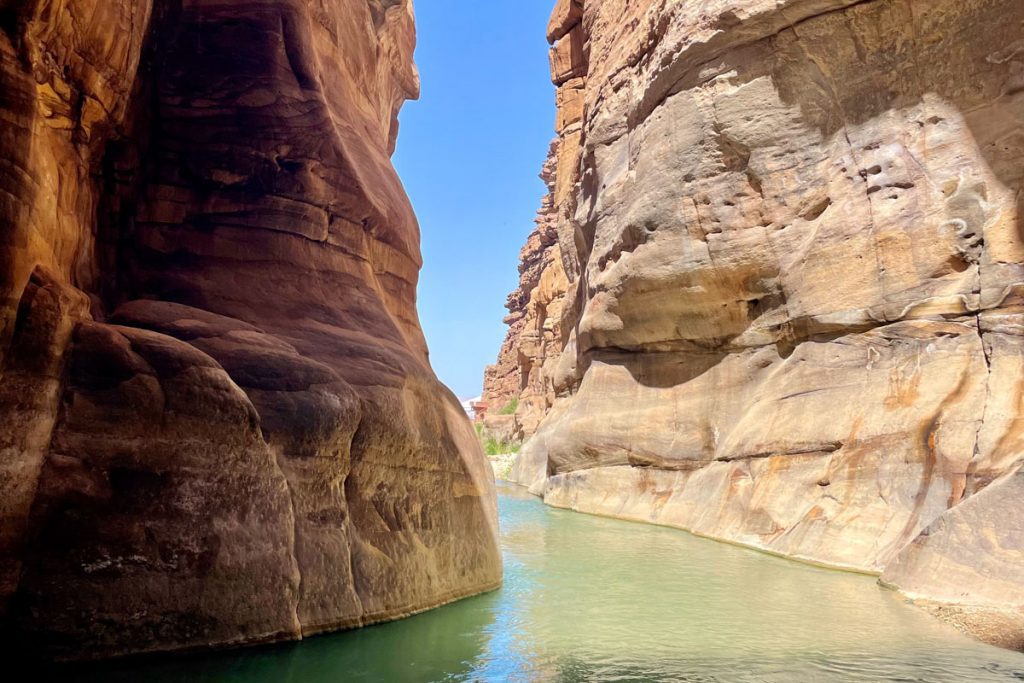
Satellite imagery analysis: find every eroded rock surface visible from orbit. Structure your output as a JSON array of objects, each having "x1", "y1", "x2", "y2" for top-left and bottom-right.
[
  {"x1": 0, "y1": 0, "x2": 500, "y2": 660},
  {"x1": 482, "y1": 142, "x2": 570, "y2": 443},
  {"x1": 883, "y1": 469, "x2": 1024, "y2": 650},
  {"x1": 499, "y1": 0, "x2": 1024, "y2": 648}
]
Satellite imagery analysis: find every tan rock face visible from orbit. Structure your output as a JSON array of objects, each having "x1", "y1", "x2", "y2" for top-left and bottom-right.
[
  {"x1": 500, "y1": 0, "x2": 1024, "y2": 648},
  {"x1": 0, "y1": 0, "x2": 500, "y2": 660},
  {"x1": 882, "y1": 469, "x2": 1024, "y2": 650}
]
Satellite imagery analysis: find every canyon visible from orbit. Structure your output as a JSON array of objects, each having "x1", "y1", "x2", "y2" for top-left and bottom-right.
[
  {"x1": 0, "y1": 0, "x2": 500, "y2": 661},
  {"x1": 2, "y1": 0, "x2": 1023, "y2": 668},
  {"x1": 491, "y1": 0, "x2": 1024, "y2": 650}
]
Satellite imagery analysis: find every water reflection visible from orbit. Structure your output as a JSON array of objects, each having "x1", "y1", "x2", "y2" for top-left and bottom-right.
[
  {"x1": 55, "y1": 483, "x2": 1024, "y2": 682},
  {"x1": 62, "y1": 584, "x2": 499, "y2": 682}
]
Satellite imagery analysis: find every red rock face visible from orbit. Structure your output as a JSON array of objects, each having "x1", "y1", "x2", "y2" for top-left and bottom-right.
[
  {"x1": 0, "y1": 0, "x2": 500, "y2": 660},
  {"x1": 482, "y1": 141, "x2": 570, "y2": 443},
  {"x1": 480, "y1": 0, "x2": 584, "y2": 443}
]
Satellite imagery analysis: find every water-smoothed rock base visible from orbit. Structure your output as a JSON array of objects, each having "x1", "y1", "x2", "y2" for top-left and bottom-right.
[
  {"x1": 0, "y1": 0, "x2": 500, "y2": 661},
  {"x1": 503, "y1": 0, "x2": 1024, "y2": 651}
]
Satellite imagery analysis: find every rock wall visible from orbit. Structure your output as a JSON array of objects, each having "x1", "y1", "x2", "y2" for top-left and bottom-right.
[
  {"x1": 502, "y1": 0, "x2": 1024, "y2": 647},
  {"x1": 0, "y1": 0, "x2": 500, "y2": 661},
  {"x1": 480, "y1": 1, "x2": 584, "y2": 444},
  {"x1": 481, "y1": 142, "x2": 569, "y2": 443}
]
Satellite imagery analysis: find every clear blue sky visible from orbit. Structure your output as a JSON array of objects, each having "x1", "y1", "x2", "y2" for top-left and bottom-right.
[{"x1": 393, "y1": 0, "x2": 556, "y2": 399}]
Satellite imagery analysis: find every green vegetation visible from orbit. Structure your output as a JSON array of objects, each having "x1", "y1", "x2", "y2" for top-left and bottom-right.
[
  {"x1": 474, "y1": 408, "x2": 521, "y2": 459},
  {"x1": 498, "y1": 398, "x2": 519, "y2": 415},
  {"x1": 483, "y1": 436, "x2": 521, "y2": 456}
]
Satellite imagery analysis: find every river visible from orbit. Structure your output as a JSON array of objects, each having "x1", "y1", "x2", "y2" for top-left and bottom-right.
[{"x1": 66, "y1": 483, "x2": 1024, "y2": 682}]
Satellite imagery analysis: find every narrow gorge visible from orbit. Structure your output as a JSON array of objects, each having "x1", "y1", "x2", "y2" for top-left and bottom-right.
[
  {"x1": 487, "y1": 0, "x2": 1024, "y2": 651},
  {"x1": 2, "y1": 0, "x2": 1024, "y2": 676},
  {"x1": 0, "y1": 0, "x2": 499, "y2": 661}
]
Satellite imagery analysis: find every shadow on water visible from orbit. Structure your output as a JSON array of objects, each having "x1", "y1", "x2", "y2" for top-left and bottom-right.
[
  {"x1": 46, "y1": 589, "x2": 501, "y2": 683},
  {"x1": 34, "y1": 484, "x2": 1024, "y2": 682}
]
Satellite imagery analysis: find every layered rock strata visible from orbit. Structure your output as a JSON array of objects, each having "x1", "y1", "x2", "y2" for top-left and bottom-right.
[
  {"x1": 481, "y1": 143, "x2": 569, "y2": 443},
  {"x1": 503, "y1": 0, "x2": 1024, "y2": 648},
  {"x1": 0, "y1": 0, "x2": 500, "y2": 661},
  {"x1": 480, "y1": 1, "x2": 583, "y2": 444}
]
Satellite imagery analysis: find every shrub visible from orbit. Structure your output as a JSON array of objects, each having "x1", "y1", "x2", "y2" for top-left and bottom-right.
[
  {"x1": 483, "y1": 436, "x2": 521, "y2": 456},
  {"x1": 498, "y1": 398, "x2": 519, "y2": 415}
]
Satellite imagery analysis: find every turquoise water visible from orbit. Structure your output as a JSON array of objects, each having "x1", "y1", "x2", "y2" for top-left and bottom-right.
[{"x1": 63, "y1": 483, "x2": 1024, "y2": 682}]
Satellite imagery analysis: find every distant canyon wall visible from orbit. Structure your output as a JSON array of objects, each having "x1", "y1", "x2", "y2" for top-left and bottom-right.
[
  {"x1": 481, "y1": 141, "x2": 569, "y2": 443},
  {"x1": 0, "y1": 0, "x2": 500, "y2": 660},
  {"x1": 495, "y1": 0, "x2": 1024, "y2": 649},
  {"x1": 480, "y1": 2, "x2": 581, "y2": 442}
]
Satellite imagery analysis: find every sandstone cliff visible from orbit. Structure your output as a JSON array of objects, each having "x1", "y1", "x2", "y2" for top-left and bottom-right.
[
  {"x1": 0, "y1": 0, "x2": 500, "y2": 660},
  {"x1": 481, "y1": 141, "x2": 570, "y2": 443},
  {"x1": 501, "y1": 0, "x2": 1024, "y2": 648},
  {"x1": 479, "y1": 0, "x2": 586, "y2": 444}
]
